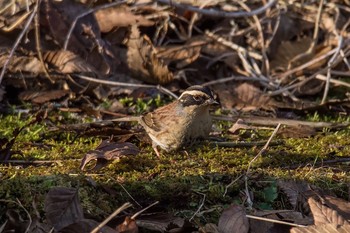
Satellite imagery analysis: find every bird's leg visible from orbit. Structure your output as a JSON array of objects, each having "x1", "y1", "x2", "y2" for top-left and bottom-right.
[{"x1": 152, "y1": 143, "x2": 161, "y2": 158}]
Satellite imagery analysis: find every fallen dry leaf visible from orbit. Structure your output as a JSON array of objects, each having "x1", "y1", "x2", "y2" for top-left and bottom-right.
[
  {"x1": 44, "y1": 187, "x2": 84, "y2": 231},
  {"x1": 308, "y1": 197, "x2": 350, "y2": 226},
  {"x1": 291, "y1": 223, "x2": 350, "y2": 233},
  {"x1": 80, "y1": 140, "x2": 139, "y2": 170},
  {"x1": 44, "y1": 50, "x2": 97, "y2": 74},
  {"x1": 218, "y1": 204, "x2": 249, "y2": 233},
  {"x1": 116, "y1": 216, "x2": 138, "y2": 233},
  {"x1": 19, "y1": 90, "x2": 70, "y2": 104},
  {"x1": 126, "y1": 25, "x2": 173, "y2": 84},
  {"x1": 95, "y1": 5, "x2": 153, "y2": 33}
]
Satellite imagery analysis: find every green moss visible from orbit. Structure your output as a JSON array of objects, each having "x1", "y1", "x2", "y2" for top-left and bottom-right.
[{"x1": 1, "y1": 111, "x2": 350, "y2": 226}]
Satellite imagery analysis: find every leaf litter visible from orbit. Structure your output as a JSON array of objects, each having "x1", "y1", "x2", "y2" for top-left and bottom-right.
[{"x1": 0, "y1": 0, "x2": 350, "y2": 232}]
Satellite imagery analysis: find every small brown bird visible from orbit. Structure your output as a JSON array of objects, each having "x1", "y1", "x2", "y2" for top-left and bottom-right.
[{"x1": 139, "y1": 85, "x2": 218, "y2": 157}]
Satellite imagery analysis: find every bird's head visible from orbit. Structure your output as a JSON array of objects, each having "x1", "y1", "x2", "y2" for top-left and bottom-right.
[{"x1": 178, "y1": 85, "x2": 218, "y2": 109}]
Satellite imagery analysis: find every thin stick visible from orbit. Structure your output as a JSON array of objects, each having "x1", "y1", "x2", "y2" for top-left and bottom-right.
[
  {"x1": 316, "y1": 74, "x2": 350, "y2": 88},
  {"x1": 244, "y1": 123, "x2": 281, "y2": 208},
  {"x1": 156, "y1": 0, "x2": 277, "y2": 18},
  {"x1": 131, "y1": 201, "x2": 159, "y2": 219},
  {"x1": 321, "y1": 36, "x2": 343, "y2": 104},
  {"x1": 237, "y1": 1, "x2": 270, "y2": 76},
  {"x1": 246, "y1": 214, "x2": 306, "y2": 228},
  {"x1": 90, "y1": 202, "x2": 132, "y2": 233},
  {"x1": 0, "y1": 4, "x2": 37, "y2": 85},
  {"x1": 0, "y1": 199, "x2": 32, "y2": 233},
  {"x1": 277, "y1": 47, "x2": 337, "y2": 83},
  {"x1": 190, "y1": 192, "x2": 206, "y2": 221},
  {"x1": 205, "y1": 31, "x2": 262, "y2": 60},
  {"x1": 75, "y1": 74, "x2": 178, "y2": 99}
]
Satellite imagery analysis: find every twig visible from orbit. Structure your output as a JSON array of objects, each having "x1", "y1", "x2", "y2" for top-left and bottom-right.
[
  {"x1": 316, "y1": 74, "x2": 350, "y2": 88},
  {"x1": 156, "y1": 0, "x2": 277, "y2": 18},
  {"x1": 237, "y1": 1, "x2": 270, "y2": 76},
  {"x1": 246, "y1": 214, "x2": 306, "y2": 228},
  {"x1": 90, "y1": 202, "x2": 132, "y2": 233},
  {"x1": 74, "y1": 74, "x2": 178, "y2": 99},
  {"x1": 277, "y1": 47, "x2": 337, "y2": 83},
  {"x1": 205, "y1": 31, "x2": 263, "y2": 60},
  {"x1": 131, "y1": 201, "x2": 159, "y2": 219},
  {"x1": 212, "y1": 115, "x2": 350, "y2": 130},
  {"x1": 0, "y1": 4, "x2": 37, "y2": 85},
  {"x1": 321, "y1": 36, "x2": 343, "y2": 104},
  {"x1": 116, "y1": 181, "x2": 142, "y2": 208},
  {"x1": 287, "y1": 0, "x2": 324, "y2": 68},
  {"x1": 224, "y1": 174, "x2": 243, "y2": 197},
  {"x1": 190, "y1": 192, "x2": 206, "y2": 221},
  {"x1": 63, "y1": 1, "x2": 127, "y2": 50},
  {"x1": 0, "y1": 199, "x2": 32, "y2": 233},
  {"x1": 209, "y1": 141, "x2": 282, "y2": 148},
  {"x1": 244, "y1": 124, "x2": 281, "y2": 208}
]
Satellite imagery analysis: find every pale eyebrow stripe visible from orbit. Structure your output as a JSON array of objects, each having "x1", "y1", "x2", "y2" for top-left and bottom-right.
[{"x1": 179, "y1": 90, "x2": 210, "y2": 99}]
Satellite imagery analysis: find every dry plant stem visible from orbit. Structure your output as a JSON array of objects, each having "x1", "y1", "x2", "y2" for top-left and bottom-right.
[
  {"x1": 209, "y1": 141, "x2": 282, "y2": 148},
  {"x1": 237, "y1": 1, "x2": 270, "y2": 75},
  {"x1": 63, "y1": 1, "x2": 126, "y2": 50},
  {"x1": 321, "y1": 36, "x2": 343, "y2": 104},
  {"x1": 156, "y1": 0, "x2": 277, "y2": 18},
  {"x1": 75, "y1": 74, "x2": 178, "y2": 99},
  {"x1": 316, "y1": 74, "x2": 350, "y2": 88},
  {"x1": 205, "y1": 31, "x2": 263, "y2": 60},
  {"x1": 2, "y1": 10, "x2": 32, "y2": 32},
  {"x1": 0, "y1": 199, "x2": 32, "y2": 233},
  {"x1": 90, "y1": 202, "x2": 132, "y2": 233},
  {"x1": 190, "y1": 192, "x2": 206, "y2": 221},
  {"x1": 277, "y1": 47, "x2": 337, "y2": 84},
  {"x1": 34, "y1": 0, "x2": 54, "y2": 84},
  {"x1": 287, "y1": 0, "x2": 324, "y2": 68},
  {"x1": 223, "y1": 174, "x2": 243, "y2": 197},
  {"x1": 246, "y1": 214, "x2": 306, "y2": 228},
  {"x1": 0, "y1": 4, "x2": 37, "y2": 85},
  {"x1": 131, "y1": 201, "x2": 159, "y2": 219},
  {"x1": 244, "y1": 123, "x2": 281, "y2": 208},
  {"x1": 202, "y1": 75, "x2": 276, "y2": 90},
  {"x1": 213, "y1": 115, "x2": 350, "y2": 130},
  {"x1": 115, "y1": 181, "x2": 142, "y2": 208}
]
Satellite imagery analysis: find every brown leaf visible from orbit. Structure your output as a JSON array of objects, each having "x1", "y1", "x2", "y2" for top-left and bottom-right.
[
  {"x1": 44, "y1": 50, "x2": 96, "y2": 74},
  {"x1": 126, "y1": 25, "x2": 173, "y2": 84},
  {"x1": 44, "y1": 187, "x2": 84, "y2": 231},
  {"x1": 157, "y1": 40, "x2": 203, "y2": 69},
  {"x1": 218, "y1": 204, "x2": 249, "y2": 233},
  {"x1": 277, "y1": 125, "x2": 316, "y2": 138},
  {"x1": 291, "y1": 223, "x2": 350, "y2": 233},
  {"x1": 214, "y1": 83, "x2": 275, "y2": 111},
  {"x1": 117, "y1": 216, "x2": 138, "y2": 233},
  {"x1": 277, "y1": 180, "x2": 319, "y2": 213},
  {"x1": 19, "y1": 90, "x2": 70, "y2": 104},
  {"x1": 95, "y1": 5, "x2": 153, "y2": 33},
  {"x1": 0, "y1": 51, "x2": 44, "y2": 74},
  {"x1": 323, "y1": 195, "x2": 350, "y2": 221},
  {"x1": 308, "y1": 197, "x2": 350, "y2": 226},
  {"x1": 80, "y1": 141, "x2": 139, "y2": 171},
  {"x1": 41, "y1": 0, "x2": 99, "y2": 54}
]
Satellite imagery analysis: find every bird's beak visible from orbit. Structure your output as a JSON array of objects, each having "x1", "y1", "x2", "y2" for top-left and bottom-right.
[{"x1": 207, "y1": 98, "x2": 219, "y2": 105}]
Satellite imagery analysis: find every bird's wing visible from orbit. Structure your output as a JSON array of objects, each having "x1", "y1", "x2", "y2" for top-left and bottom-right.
[{"x1": 140, "y1": 101, "x2": 178, "y2": 132}]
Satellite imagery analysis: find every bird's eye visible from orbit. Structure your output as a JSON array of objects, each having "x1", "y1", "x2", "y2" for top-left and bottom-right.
[{"x1": 193, "y1": 95, "x2": 202, "y2": 102}]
